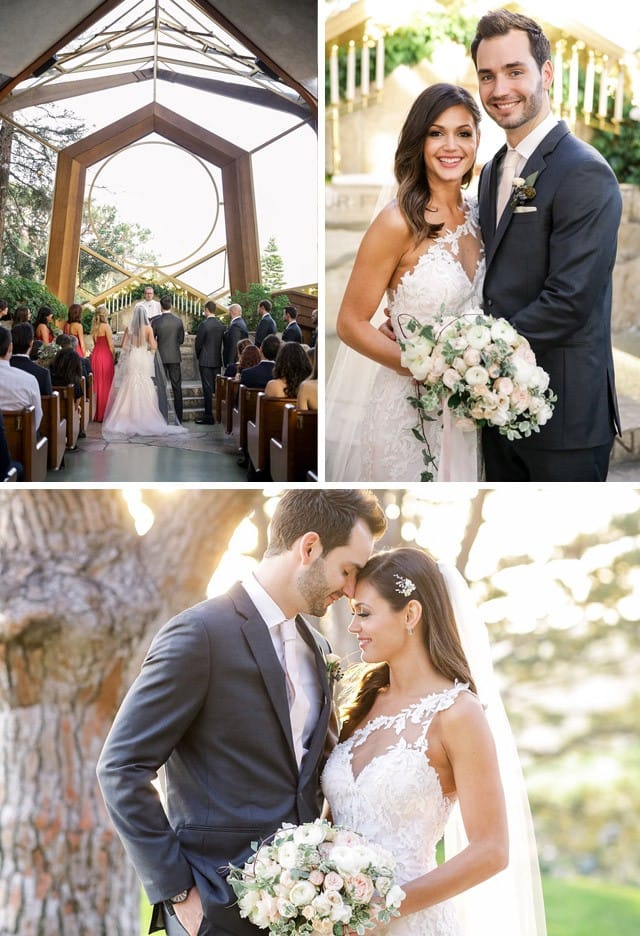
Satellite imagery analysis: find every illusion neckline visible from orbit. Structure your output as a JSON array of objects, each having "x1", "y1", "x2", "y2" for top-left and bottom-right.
[{"x1": 348, "y1": 682, "x2": 469, "y2": 745}]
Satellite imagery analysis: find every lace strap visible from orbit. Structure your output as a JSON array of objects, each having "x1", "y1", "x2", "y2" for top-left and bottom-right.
[
  {"x1": 350, "y1": 683, "x2": 470, "y2": 750},
  {"x1": 412, "y1": 682, "x2": 470, "y2": 752}
]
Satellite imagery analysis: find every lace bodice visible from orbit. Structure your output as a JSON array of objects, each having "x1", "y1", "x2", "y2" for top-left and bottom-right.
[
  {"x1": 389, "y1": 199, "x2": 484, "y2": 337},
  {"x1": 353, "y1": 200, "x2": 484, "y2": 481},
  {"x1": 322, "y1": 685, "x2": 469, "y2": 935}
]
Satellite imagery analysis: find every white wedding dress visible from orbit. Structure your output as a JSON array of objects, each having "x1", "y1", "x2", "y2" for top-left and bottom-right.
[
  {"x1": 102, "y1": 342, "x2": 187, "y2": 441},
  {"x1": 326, "y1": 199, "x2": 485, "y2": 481},
  {"x1": 322, "y1": 684, "x2": 469, "y2": 936}
]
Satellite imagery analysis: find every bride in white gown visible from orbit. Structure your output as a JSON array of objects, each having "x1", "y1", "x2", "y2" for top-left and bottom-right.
[
  {"x1": 102, "y1": 306, "x2": 187, "y2": 441},
  {"x1": 326, "y1": 84, "x2": 485, "y2": 481},
  {"x1": 321, "y1": 548, "x2": 547, "y2": 936}
]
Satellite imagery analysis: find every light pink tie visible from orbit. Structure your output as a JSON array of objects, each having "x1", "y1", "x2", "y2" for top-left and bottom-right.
[
  {"x1": 280, "y1": 619, "x2": 310, "y2": 767},
  {"x1": 496, "y1": 149, "x2": 520, "y2": 224}
]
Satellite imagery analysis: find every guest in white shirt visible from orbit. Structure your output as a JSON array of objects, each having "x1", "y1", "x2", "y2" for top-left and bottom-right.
[{"x1": 0, "y1": 325, "x2": 42, "y2": 429}]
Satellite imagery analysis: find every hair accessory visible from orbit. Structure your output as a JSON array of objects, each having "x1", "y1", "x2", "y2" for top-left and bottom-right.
[{"x1": 394, "y1": 574, "x2": 416, "y2": 597}]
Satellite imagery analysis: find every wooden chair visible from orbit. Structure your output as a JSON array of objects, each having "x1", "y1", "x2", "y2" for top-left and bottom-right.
[
  {"x1": 40, "y1": 392, "x2": 67, "y2": 471},
  {"x1": 234, "y1": 385, "x2": 262, "y2": 453},
  {"x1": 247, "y1": 394, "x2": 295, "y2": 478},
  {"x1": 270, "y1": 404, "x2": 318, "y2": 482},
  {"x1": 1, "y1": 406, "x2": 48, "y2": 481},
  {"x1": 52, "y1": 384, "x2": 81, "y2": 450}
]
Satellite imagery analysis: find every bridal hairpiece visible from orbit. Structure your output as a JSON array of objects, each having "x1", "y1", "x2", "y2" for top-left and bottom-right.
[{"x1": 394, "y1": 574, "x2": 416, "y2": 597}]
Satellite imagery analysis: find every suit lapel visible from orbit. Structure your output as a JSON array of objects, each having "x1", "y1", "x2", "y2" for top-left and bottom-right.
[
  {"x1": 295, "y1": 616, "x2": 332, "y2": 781},
  {"x1": 231, "y1": 584, "x2": 297, "y2": 765},
  {"x1": 484, "y1": 122, "x2": 571, "y2": 270}
]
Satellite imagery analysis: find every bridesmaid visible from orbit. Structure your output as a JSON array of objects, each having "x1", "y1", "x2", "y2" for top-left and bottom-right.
[{"x1": 89, "y1": 305, "x2": 115, "y2": 422}]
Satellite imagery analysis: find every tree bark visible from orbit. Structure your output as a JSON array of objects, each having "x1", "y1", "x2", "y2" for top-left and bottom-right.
[
  {"x1": 0, "y1": 489, "x2": 261, "y2": 936},
  {"x1": 0, "y1": 121, "x2": 15, "y2": 270}
]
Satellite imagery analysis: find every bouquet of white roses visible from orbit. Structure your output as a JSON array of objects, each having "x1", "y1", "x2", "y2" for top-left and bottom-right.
[
  {"x1": 398, "y1": 308, "x2": 556, "y2": 480},
  {"x1": 227, "y1": 818, "x2": 405, "y2": 935}
]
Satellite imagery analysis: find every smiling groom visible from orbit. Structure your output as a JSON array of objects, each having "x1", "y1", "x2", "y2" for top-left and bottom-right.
[
  {"x1": 97, "y1": 490, "x2": 386, "y2": 936},
  {"x1": 473, "y1": 9, "x2": 622, "y2": 481}
]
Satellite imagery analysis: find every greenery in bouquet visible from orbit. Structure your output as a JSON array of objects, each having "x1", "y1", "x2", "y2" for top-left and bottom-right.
[
  {"x1": 397, "y1": 308, "x2": 557, "y2": 481},
  {"x1": 37, "y1": 341, "x2": 60, "y2": 365},
  {"x1": 227, "y1": 818, "x2": 405, "y2": 935}
]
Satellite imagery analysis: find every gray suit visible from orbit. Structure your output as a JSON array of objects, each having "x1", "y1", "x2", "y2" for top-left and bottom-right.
[
  {"x1": 97, "y1": 582, "x2": 333, "y2": 936},
  {"x1": 153, "y1": 312, "x2": 185, "y2": 422},
  {"x1": 195, "y1": 316, "x2": 225, "y2": 420}
]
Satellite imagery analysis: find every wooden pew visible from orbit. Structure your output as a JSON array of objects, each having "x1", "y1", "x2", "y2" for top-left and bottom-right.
[
  {"x1": 40, "y1": 392, "x2": 67, "y2": 471},
  {"x1": 270, "y1": 404, "x2": 318, "y2": 482},
  {"x1": 247, "y1": 394, "x2": 295, "y2": 479},
  {"x1": 3, "y1": 466, "x2": 18, "y2": 482},
  {"x1": 79, "y1": 375, "x2": 91, "y2": 437},
  {"x1": 1, "y1": 406, "x2": 48, "y2": 481},
  {"x1": 234, "y1": 385, "x2": 262, "y2": 454},
  {"x1": 306, "y1": 470, "x2": 318, "y2": 482},
  {"x1": 220, "y1": 376, "x2": 236, "y2": 434},
  {"x1": 52, "y1": 384, "x2": 81, "y2": 450},
  {"x1": 214, "y1": 374, "x2": 227, "y2": 424}
]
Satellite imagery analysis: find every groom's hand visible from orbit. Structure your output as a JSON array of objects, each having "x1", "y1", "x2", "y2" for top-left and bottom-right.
[{"x1": 174, "y1": 886, "x2": 204, "y2": 936}]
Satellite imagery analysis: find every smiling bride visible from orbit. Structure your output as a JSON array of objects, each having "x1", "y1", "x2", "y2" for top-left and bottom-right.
[{"x1": 326, "y1": 83, "x2": 485, "y2": 482}]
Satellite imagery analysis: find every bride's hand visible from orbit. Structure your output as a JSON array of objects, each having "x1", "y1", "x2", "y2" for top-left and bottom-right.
[{"x1": 378, "y1": 308, "x2": 396, "y2": 343}]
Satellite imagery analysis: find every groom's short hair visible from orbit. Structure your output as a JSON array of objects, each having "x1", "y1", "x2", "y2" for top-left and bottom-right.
[
  {"x1": 470, "y1": 9, "x2": 551, "y2": 70},
  {"x1": 265, "y1": 490, "x2": 387, "y2": 557}
]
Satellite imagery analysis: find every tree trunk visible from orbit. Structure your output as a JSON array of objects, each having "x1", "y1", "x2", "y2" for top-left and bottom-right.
[
  {"x1": 0, "y1": 120, "x2": 15, "y2": 270},
  {"x1": 0, "y1": 490, "x2": 261, "y2": 936}
]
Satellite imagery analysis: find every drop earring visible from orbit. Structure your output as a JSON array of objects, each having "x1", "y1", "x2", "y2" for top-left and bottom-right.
[{"x1": 406, "y1": 625, "x2": 414, "y2": 636}]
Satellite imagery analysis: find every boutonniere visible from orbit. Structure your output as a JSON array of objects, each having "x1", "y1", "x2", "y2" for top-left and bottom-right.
[
  {"x1": 509, "y1": 171, "x2": 539, "y2": 210},
  {"x1": 324, "y1": 653, "x2": 343, "y2": 684}
]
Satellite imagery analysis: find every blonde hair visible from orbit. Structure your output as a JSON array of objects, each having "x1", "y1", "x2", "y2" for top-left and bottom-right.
[{"x1": 91, "y1": 305, "x2": 109, "y2": 338}]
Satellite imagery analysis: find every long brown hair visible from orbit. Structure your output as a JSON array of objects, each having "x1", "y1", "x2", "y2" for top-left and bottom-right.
[
  {"x1": 339, "y1": 547, "x2": 476, "y2": 740},
  {"x1": 394, "y1": 83, "x2": 481, "y2": 243}
]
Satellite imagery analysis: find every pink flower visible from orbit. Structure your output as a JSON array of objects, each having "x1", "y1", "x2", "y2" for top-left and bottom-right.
[
  {"x1": 323, "y1": 871, "x2": 344, "y2": 891},
  {"x1": 442, "y1": 367, "x2": 460, "y2": 390},
  {"x1": 308, "y1": 870, "x2": 325, "y2": 886},
  {"x1": 344, "y1": 873, "x2": 375, "y2": 904},
  {"x1": 463, "y1": 347, "x2": 482, "y2": 367},
  {"x1": 494, "y1": 376, "x2": 514, "y2": 396},
  {"x1": 332, "y1": 829, "x2": 362, "y2": 847}
]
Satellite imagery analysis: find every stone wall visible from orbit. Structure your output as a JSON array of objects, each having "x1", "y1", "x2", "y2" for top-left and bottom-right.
[{"x1": 613, "y1": 184, "x2": 640, "y2": 333}]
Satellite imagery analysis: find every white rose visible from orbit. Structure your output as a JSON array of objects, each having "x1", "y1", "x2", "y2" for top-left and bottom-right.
[
  {"x1": 465, "y1": 366, "x2": 490, "y2": 387},
  {"x1": 277, "y1": 841, "x2": 299, "y2": 869},
  {"x1": 293, "y1": 823, "x2": 326, "y2": 846},
  {"x1": 289, "y1": 880, "x2": 318, "y2": 906},
  {"x1": 311, "y1": 893, "x2": 333, "y2": 917},
  {"x1": 537, "y1": 402, "x2": 554, "y2": 425},
  {"x1": 528, "y1": 366, "x2": 550, "y2": 392},
  {"x1": 385, "y1": 885, "x2": 406, "y2": 909},
  {"x1": 511, "y1": 356, "x2": 536, "y2": 386},
  {"x1": 463, "y1": 347, "x2": 482, "y2": 367},
  {"x1": 465, "y1": 324, "x2": 492, "y2": 349},
  {"x1": 490, "y1": 319, "x2": 518, "y2": 344},
  {"x1": 489, "y1": 407, "x2": 510, "y2": 427},
  {"x1": 442, "y1": 367, "x2": 461, "y2": 390},
  {"x1": 238, "y1": 890, "x2": 260, "y2": 918},
  {"x1": 330, "y1": 844, "x2": 373, "y2": 875}
]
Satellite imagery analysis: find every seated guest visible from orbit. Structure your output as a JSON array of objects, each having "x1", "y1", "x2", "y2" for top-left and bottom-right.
[
  {"x1": 13, "y1": 306, "x2": 31, "y2": 325},
  {"x1": 67, "y1": 333, "x2": 92, "y2": 378},
  {"x1": 296, "y1": 346, "x2": 318, "y2": 411},
  {"x1": 63, "y1": 303, "x2": 87, "y2": 357},
  {"x1": 239, "y1": 334, "x2": 281, "y2": 389},
  {"x1": 0, "y1": 325, "x2": 42, "y2": 429},
  {"x1": 50, "y1": 346, "x2": 84, "y2": 409},
  {"x1": 282, "y1": 305, "x2": 302, "y2": 343},
  {"x1": 10, "y1": 323, "x2": 53, "y2": 396},
  {"x1": 0, "y1": 299, "x2": 8, "y2": 321},
  {"x1": 35, "y1": 306, "x2": 55, "y2": 344},
  {"x1": 232, "y1": 344, "x2": 261, "y2": 383},
  {"x1": 224, "y1": 338, "x2": 253, "y2": 378},
  {"x1": 0, "y1": 410, "x2": 22, "y2": 481},
  {"x1": 265, "y1": 341, "x2": 312, "y2": 399}
]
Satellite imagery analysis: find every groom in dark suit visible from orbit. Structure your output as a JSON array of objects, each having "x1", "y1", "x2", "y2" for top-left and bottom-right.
[
  {"x1": 153, "y1": 296, "x2": 185, "y2": 423},
  {"x1": 97, "y1": 489, "x2": 386, "y2": 936},
  {"x1": 472, "y1": 9, "x2": 622, "y2": 481}
]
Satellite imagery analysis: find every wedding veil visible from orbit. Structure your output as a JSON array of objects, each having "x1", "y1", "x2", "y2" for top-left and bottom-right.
[{"x1": 438, "y1": 562, "x2": 547, "y2": 936}]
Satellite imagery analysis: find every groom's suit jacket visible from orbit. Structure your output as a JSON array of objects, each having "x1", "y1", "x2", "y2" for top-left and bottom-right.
[
  {"x1": 152, "y1": 312, "x2": 185, "y2": 366},
  {"x1": 478, "y1": 120, "x2": 622, "y2": 451},
  {"x1": 97, "y1": 582, "x2": 334, "y2": 935}
]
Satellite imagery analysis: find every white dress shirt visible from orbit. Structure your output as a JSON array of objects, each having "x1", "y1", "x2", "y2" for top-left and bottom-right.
[
  {"x1": 506, "y1": 111, "x2": 559, "y2": 178},
  {"x1": 241, "y1": 573, "x2": 323, "y2": 762},
  {"x1": 0, "y1": 358, "x2": 42, "y2": 428}
]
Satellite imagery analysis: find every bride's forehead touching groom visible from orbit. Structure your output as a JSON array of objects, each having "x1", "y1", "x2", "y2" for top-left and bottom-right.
[{"x1": 97, "y1": 489, "x2": 386, "y2": 936}]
